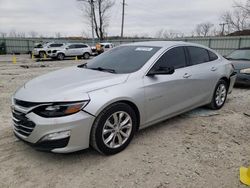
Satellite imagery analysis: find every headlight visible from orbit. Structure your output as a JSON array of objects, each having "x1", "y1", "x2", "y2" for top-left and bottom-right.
[
  {"x1": 240, "y1": 68, "x2": 250, "y2": 74},
  {"x1": 33, "y1": 101, "x2": 89, "y2": 117},
  {"x1": 52, "y1": 50, "x2": 57, "y2": 53}
]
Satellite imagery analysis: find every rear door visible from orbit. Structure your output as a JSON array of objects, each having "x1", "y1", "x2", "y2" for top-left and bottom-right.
[
  {"x1": 65, "y1": 44, "x2": 78, "y2": 56},
  {"x1": 184, "y1": 46, "x2": 221, "y2": 104},
  {"x1": 143, "y1": 46, "x2": 198, "y2": 124},
  {"x1": 76, "y1": 44, "x2": 89, "y2": 55}
]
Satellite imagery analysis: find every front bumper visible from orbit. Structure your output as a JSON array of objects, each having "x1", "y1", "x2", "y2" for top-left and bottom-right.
[
  {"x1": 234, "y1": 70, "x2": 250, "y2": 86},
  {"x1": 13, "y1": 110, "x2": 95, "y2": 153},
  {"x1": 46, "y1": 51, "x2": 58, "y2": 58}
]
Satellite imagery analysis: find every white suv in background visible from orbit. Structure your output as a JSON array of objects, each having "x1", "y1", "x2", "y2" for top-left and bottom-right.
[
  {"x1": 32, "y1": 42, "x2": 65, "y2": 58},
  {"x1": 47, "y1": 43, "x2": 92, "y2": 60}
]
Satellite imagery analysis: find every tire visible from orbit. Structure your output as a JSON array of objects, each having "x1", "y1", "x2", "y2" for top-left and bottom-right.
[
  {"x1": 39, "y1": 51, "x2": 45, "y2": 58},
  {"x1": 90, "y1": 103, "x2": 137, "y2": 155},
  {"x1": 83, "y1": 52, "x2": 90, "y2": 59},
  {"x1": 57, "y1": 53, "x2": 65, "y2": 60},
  {"x1": 208, "y1": 79, "x2": 228, "y2": 110}
]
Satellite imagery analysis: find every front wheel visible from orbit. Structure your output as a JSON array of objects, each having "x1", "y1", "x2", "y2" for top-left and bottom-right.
[
  {"x1": 57, "y1": 53, "x2": 65, "y2": 60},
  {"x1": 90, "y1": 103, "x2": 137, "y2": 155},
  {"x1": 83, "y1": 52, "x2": 90, "y2": 59},
  {"x1": 208, "y1": 79, "x2": 228, "y2": 110}
]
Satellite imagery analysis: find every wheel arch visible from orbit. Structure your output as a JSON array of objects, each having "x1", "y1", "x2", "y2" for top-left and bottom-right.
[
  {"x1": 90, "y1": 99, "x2": 141, "y2": 131},
  {"x1": 220, "y1": 76, "x2": 230, "y2": 89}
]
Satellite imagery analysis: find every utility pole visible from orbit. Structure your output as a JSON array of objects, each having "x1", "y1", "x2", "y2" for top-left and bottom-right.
[
  {"x1": 90, "y1": 0, "x2": 95, "y2": 46},
  {"x1": 121, "y1": 0, "x2": 126, "y2": 38},
  {"x1": 219, "y1": 22, "x2": 228, "y2": 36}
]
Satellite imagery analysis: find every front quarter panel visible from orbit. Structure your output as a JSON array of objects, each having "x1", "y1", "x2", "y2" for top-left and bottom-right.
[{"x1": 84, "y1": 77, "x2": 146, "y2": 126}]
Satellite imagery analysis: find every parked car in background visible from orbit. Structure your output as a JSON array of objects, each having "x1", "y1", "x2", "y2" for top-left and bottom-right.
[
  {"x1": 225, "y1": 47, "x2": 250, "y2": 86},
  {"x1": 11, "y1": 41, "x2": 236, "y2": 155},
  {"x1": 32, "y1": 42, "x2": 65, "y2": 58},
  {"x1": 91, "y1": 42, "x2": 114, "y2": 56},
  {"x1": 46, "y1": 43, "x2": 92, "y2": 60},
  {"x1": 100, "y1": 42, "x2": 114, "y2": 52}
]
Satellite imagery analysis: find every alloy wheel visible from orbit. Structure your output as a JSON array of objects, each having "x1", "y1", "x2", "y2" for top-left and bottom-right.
[{"x1": 102, "y1": 111, "x2": 132, "y2": 149}]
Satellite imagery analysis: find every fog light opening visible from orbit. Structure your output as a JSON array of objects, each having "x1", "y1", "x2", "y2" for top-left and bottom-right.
[{"x1": 41, "y1": 130, "x2": 71, "y2": 141}]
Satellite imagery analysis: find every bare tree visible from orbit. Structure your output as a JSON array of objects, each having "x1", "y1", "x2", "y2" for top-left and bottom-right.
[
  {"x1": 195, "y1": 22, "x2": 214, "y2": 37},
  {"x1": 0, "y1": 32, "x2": 7, "y2": 38},
  {"x1": 220, "y1": 1, "x2": 250, "y2": 33},
  {"x1": 55, "y1": 32, "x2": 61, "y2": 38},
  {"x1": 29, "y1": 31, "x2": 38, "y2": 38},
  {"x1": 78, "y1": 0, "x2": 115, "y2": 40},
  {"x1": 9, "y1": 30, "x2": 18, "y2": 38},
  {"x1": 235, "y1": 0, "x2": 250, "y2": 15},
  {"x1": 155, "y1": 29, "x2": 164, "y2": 38}
]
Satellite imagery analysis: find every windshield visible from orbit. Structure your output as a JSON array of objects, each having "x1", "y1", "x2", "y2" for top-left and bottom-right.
[
  {"x1": 226, "y1": 49, "x2": 250, "y2": 61},
  {"x1": 86, "y1": 46, "x2": 161, "y2": 74}
]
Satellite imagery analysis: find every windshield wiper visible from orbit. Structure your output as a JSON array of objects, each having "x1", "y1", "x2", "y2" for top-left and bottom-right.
[
  {"x1": 89, "y1": 67, "x2": 116, "y2": 73},
  {"x1": 77, "y1": 63, "x2": 87, "y2": 68}
]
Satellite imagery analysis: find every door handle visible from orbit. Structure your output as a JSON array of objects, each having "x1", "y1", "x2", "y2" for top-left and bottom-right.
[
  {"x1": 183, "y1": 73, "x2": 192, "y2": 78},
  {"x1": 211, "y1": 67, "x2": 217, "y2": 71}
]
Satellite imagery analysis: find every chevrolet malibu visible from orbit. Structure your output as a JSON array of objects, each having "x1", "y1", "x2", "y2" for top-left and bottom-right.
[{"x1": 11, "y1": 41, "x2": 236, "y2": 155}]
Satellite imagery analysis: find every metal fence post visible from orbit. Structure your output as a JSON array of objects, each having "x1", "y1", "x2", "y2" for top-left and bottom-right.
[{"x1": 238, "y1": 37, "x2": 242, "y2": 49}]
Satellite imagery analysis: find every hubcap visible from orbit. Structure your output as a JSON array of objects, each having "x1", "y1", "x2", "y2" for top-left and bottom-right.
[
  {"x1": 84, "y1": 53, "x2": 89, "y2": 59},
  {"x1": 58, "y1": 54, "x2": 63, "y2": 60},
  {"x1": 215, "y1": 84, "x2": 226, "y2": 106},
  {"x1": 102, "y1": 111, "x2": 132, "y2": 149}
]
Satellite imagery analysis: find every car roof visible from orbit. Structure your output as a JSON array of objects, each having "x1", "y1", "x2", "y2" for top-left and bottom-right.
[
  {"x1": 123, "y1": 41, "x2": 205, "y2": 48},
  {"x1": 67, "y1": 43, "x2": 88, "y2": 45}
]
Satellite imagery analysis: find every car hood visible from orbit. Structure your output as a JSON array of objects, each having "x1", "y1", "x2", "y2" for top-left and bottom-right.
[
  {"x1": 14, "y1": 66, "x2": 129, "y2": 102},
  {"x1": 231, "y1": 60, "x2": 250, "y2": 70}
]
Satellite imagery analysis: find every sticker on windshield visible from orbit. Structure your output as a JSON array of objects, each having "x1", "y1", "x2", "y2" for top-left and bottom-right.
[{"x1": 135, "y1": 47, "x2": 153, "y2": 52}]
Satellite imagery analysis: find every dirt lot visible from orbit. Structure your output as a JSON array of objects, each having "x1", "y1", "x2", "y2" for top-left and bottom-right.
[{"x1": 0, "y1": 55, "x2": 249, "y2": 188}]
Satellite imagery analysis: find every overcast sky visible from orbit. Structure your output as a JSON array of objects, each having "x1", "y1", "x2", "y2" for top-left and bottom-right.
[{"x1": 0, "y1": 0, "x2": 236, "y2": 37}]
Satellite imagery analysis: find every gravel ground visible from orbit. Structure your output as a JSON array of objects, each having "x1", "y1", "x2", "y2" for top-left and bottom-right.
[{"x1": 0, "y1": 55, "x2": 249, "y2": 188}]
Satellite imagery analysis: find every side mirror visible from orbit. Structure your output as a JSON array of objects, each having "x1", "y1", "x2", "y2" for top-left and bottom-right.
[
  {"x1": 65, "y1": 47, "x2": 69, "y2": 50},
  {"x1": 147, "y1": 66, "x2": 175, "y2": 76}
]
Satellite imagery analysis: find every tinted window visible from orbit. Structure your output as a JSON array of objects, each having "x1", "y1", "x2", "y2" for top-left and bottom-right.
[
  {"x1": 188, "y1": 46, "x2": 209, "y2": 65},
  {"x1": 105, "y1": 45, "x2": 110, "y2": 48},
  {"x1": 152, "y1": 47, "x2": 186, "y2": 70},
  {"x1": 76, "y1": 44, "x2": 88, "y2": 48},
  {"x1": 208, "y1": 50, "x2": 218, "y2": 61},
  {"x1": 86, "y1": 46, "x2": 160, "y2": 74},
  {"x1": 68, "y1": 45, "x2": 76, "y2": 49},
  {"x1": 50, "y1": 44, "x2": 63, "y2": 47}
]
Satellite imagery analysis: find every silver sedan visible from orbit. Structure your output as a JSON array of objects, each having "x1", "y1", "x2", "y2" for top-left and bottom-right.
[{"x1": 11, "y1": 41, "x2": 236, "y2": 155}]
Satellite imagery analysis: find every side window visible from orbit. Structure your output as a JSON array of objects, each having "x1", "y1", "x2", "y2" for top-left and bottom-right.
[
  {"x1": 50, "y1": 44, "x2": 63, "y2": 47},
  {"x1": 79, "y1": 44, "x2": 88, "y2": 48},
  {"x1": 208, "y1": 50, "x2": 218, "y2": 61},
  {"x1": 152, "y1": 47, "x2": 186, "y2": 70},
  {"x1": 105, "y1": 45, "x2": 110, "y2": 49},
  {"x1": 68, "y1": 45, "x2": 76, "y2": 49},
  {"x1": 188, "y1": 46, "x2": 209, "y2": 65}
]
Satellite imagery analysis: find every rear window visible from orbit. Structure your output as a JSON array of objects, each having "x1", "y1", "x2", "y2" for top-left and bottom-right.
[
  {"x1": 86, "y1": 46, "x2": 161, "y2": 74},
  {"x1": 188, "y1": 46, "x2": 209, "y2": 65},
  {"x1": 208, "y1": 50, "x2": 218, "y2": 61}
]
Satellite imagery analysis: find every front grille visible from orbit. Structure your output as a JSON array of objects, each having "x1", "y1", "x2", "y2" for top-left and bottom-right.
[
  {"x1": 12, "y1": 110, "x2": 36, "y2": 137},
  {"x1": 47, "y1": 50, "x2": 51, "y2": 54}
]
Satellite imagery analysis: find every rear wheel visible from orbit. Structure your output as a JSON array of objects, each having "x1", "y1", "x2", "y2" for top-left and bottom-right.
[
  {"x1": 208, "y1": 79, "x2": 228, "y2": 110},
  {"x1": 57, "y1": 53, "x2": 65, "y2": 60},
  {"x1": 91, "y1": 103, "x2": 137, "y2": 155},
  {"x1": 83, "y1": 52, "x2": 90, "y2": 59}
]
